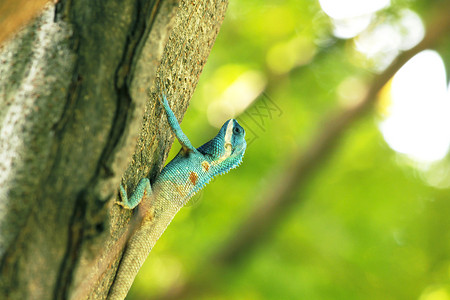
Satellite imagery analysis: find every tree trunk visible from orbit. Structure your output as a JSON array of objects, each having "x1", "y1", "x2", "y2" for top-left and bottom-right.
[{"x1": 0, "y1": 0, "x2": 227, "y2": 299}]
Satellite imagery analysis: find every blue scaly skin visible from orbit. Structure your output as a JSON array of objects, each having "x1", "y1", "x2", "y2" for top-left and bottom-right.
[{"x1": 108, "y1": 93, "x2": 246, "y2": 299}]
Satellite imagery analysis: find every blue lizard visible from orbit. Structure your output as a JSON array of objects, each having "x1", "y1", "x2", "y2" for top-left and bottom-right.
[{"x1": 108, "y1": 92, "x2": 246, "y2": 299}]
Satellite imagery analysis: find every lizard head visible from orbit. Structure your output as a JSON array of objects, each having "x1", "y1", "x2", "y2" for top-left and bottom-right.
[{"x1": 198, "y1": 119, "x2": 246, "y2": 175}]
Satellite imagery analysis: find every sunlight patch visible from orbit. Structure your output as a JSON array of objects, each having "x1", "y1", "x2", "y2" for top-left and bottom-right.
[{"x1": 379, "y1": 50, "x2": 450, "y2": 163}]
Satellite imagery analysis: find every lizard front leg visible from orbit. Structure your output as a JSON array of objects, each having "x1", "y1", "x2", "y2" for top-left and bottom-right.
[{"x1": 118, "y1": 178, "x2": 152, "y2": 209}]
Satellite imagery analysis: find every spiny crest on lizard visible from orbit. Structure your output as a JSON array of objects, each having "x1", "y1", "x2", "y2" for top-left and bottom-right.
[{"x1": 156, "y1": 118, "x2": 246, "y2": 206}]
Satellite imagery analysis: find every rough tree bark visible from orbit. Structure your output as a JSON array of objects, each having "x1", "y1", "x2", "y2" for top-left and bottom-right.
[{"x1": 0, "y1": 0, "x2": 227, "y2": 299}]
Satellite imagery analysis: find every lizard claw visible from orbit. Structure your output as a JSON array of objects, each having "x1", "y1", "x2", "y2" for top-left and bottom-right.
[{"x1": 115, "y1": 200, "x2": 132, "y2": 209}]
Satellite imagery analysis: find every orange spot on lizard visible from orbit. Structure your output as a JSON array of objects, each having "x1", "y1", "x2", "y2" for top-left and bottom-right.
[
  {"x1": 201, "y1": 161, "x2": 210, "y2": 172},
  {"x1": 189, "y1": 171, "x2": 198, "y2": 185}
]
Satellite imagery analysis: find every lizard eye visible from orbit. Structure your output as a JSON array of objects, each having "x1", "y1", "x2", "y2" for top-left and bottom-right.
[{"x1": 233, "y1": 126, "x2": 242, "y2": 135}]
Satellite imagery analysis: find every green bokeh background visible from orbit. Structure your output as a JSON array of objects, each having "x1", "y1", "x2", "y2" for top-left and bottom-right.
[{"x1": 129, "y1": 0, "x2": 450, "y2": 299}]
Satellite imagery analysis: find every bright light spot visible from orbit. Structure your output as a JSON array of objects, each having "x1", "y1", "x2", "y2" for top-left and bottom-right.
[
  {"x1": 319, "y1": 0, "x2": 390, "y2": 38},
  {"x1": 207, "y1": 71, "x2": 267, "y2": 127},
  {"x1": 356, "y1": 23, "x2": 401, "y2": 58},
  {"x1": 319, "y1": 0, "x2": 390, "y2": 19},
  {"x1": 337, "y1": 76, "x2": 368, "y2": 108},
  {"x1": 379, "y1": 50, "x2": 450, "y2": 163},
  {"x1": 355, "y1": 9, "x2": 424, "y2": 71},
  {"x1": 331, "y1": 15, "x2": 373, "y2": 39},
  {"x1": 397, "y1": 10, "x2": 426, "y2": 50},
  {"x1": 422, "y1": 161, "x2": 450, "y2": 189},
  {"x1": 266, "y1": 36, "x2": 316, "y2": 74}
]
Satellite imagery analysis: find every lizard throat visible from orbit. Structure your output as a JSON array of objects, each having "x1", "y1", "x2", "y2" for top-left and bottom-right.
[{"x1": 211, "y1": 142, "x2": 232, "y2": 166}]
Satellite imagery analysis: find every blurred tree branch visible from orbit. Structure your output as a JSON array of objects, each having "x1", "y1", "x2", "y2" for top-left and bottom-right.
[{"x1": 157, "y1": 1, "x2": 450, "y2": 299}]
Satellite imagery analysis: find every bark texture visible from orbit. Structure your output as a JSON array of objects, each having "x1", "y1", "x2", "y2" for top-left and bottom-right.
[{"x1": 0, "y1": 0, "x2": 227, "y2": 299}]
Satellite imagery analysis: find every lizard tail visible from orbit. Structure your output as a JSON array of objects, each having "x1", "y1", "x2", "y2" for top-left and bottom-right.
[
  {"x1": 107, "y1": 222, "x2": 154, "y2": 300},
  {"x1": 108, "y1": 200, "x2": 180, "y2": 300}
]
